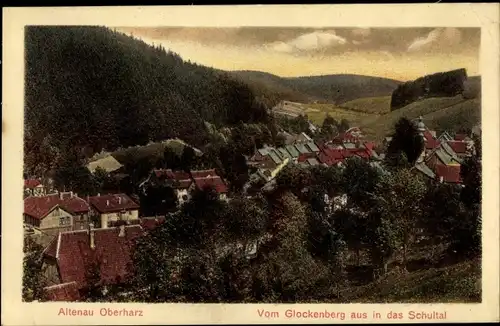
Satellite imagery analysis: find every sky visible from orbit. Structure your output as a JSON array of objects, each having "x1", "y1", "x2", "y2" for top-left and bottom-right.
[{"x1": 115, "y1": 27, "x2": 480, "y2": 81}]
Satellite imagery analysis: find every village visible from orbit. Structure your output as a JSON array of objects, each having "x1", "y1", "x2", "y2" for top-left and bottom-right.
[{"x1": 22, "y1": 114, "x2": 479, "y2": 302}]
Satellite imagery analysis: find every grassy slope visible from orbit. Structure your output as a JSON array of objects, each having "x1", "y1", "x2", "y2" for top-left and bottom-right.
[
  {"x1": 341, "y1": 96, "x2": 392, "y2": 114},
  {"x1": 344, "y1": 258, "x2": 481, "y2": 303},
  {"x1": 359, "y1": 95, "x2": 480, "y2": 140},
  {"x1": 303, "y1": 104, "x2": 371, "y2": 126}
]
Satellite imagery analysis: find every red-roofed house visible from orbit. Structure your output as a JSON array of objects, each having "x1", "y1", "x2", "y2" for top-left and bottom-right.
[
  {"x1": 43, "y1": 282, "x2": 81, "y2": 301},
  {"x1": 88, "y1": 194, "x2": 140, "y2": 229},
  {"x1": 423, "y1": 130, "x2": 441, "y2": 151},
  {"x1": 447, "y1": 140, "x2": 470, "y2": 157},
  {"x1": 190, "y1": 169, "x2": 218, "y2": 179},
  {"x1": 435, "y1": 164, "x2": 462, "y2": 184},
  {"x1": 24, "y1": 179, "x2": 46, "y2": 197},
  {"x1": 140, "y1": 216, "x2": 166, "y2": 232},
  {"x1": 192, "y1": 176, "x2": 228, "y2": 200},
  {"x1": 140, "y1": 169, "x2": 194, "y2": 205},
  {"x1": 42, "y1": 224, "x2": 145, "y2": 300},
  {"x1": 24, "y1": 192, "x2": 90, "y2": 233}
]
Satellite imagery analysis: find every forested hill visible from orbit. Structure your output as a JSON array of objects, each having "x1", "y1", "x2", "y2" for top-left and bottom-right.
[
  {"x1": 24, "y1": 26, "x2": 270, "y2": 159},
  {"x1": 230, "y1": 70, "x2": 402, "y2": 104}
]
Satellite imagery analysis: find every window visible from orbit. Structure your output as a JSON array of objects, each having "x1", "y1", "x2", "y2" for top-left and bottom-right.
[{"x1": 59, "y1": 217, "x2": 66, "y2": 226}]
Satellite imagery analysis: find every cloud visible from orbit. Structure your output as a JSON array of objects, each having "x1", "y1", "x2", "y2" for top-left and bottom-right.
[
  {"x1": 267, "y1": 30, "x2": 348, "y2": 54},
  {"x1": 407, "y1": 27, "x2": 462, "y2": 52}
]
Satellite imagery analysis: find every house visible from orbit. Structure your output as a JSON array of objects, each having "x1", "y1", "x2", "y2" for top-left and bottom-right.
[
  {"x1": 413, "y1": 162, "x2": 436, "y2": 180},
  {"x1": 139, "y1": 169, "x2": 193, "y2": 204},
  {"x1": 41, "y1": 224, "x2": 145, "y2": 300},
  {"x1": 447, "y1": 140, "x2": 473, "y2": 157},
  {"x1": 88, "y1": 193, "x2": 140, "y2": 229},
  {"x1": 24, "y1": 192, "x2": 90, "y2": 234},
  {"x1": 191, "y1": 175, "x2": 229, "y2": 200},
  {"x1": 43, "y1": 282, "x2": 81, "y2": 302},
  {"x1": 86, "y1": 155, "x2": 124, "y2": 174},
  {"x1": 425, "y1": 146, "x2": 461, "y2": 170},
  {"x1": 140, "y1": 216, "x2": 167, "y2": 232},
  {"x1": 435, "y1": 164, "x2": 462, "y2": 184},
  {"x1": 24, "y1": 179, "x2": 46, "y2": 197}
]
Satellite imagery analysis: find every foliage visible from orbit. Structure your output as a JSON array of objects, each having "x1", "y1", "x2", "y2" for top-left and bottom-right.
[
  {"x1": 373, "y1": 168, "x2": 427, "y2": 269},
  {"x1": 25, "y1": 26, "x2": 271, "y2": 178},
  {"x1": 23, "y1": 237, "x2": 46, "y2": 302},
  {"x1": 385, "y1": 117, "x2": 424, "y2": 167}
]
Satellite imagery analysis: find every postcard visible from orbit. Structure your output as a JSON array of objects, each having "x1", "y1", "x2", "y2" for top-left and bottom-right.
[{"x1": 2, "y1": 3, "x2": 499, "y2": 325}]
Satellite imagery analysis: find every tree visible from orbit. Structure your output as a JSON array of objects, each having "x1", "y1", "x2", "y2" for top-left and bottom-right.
[
  {"x1": 460, "y1": 155, "x2": 481, "y2": 209},
  {"x1": 139, "y1": 184, "x2": 178, "y2": 217},
  {"x1": 23, "y1": 237, "x2": 46, "y2": 302},
  {"x1": 385, "y1": 117, "x2": 424, "y2": 167},
  {"x1": 338, "y1": 119, "x2": 350, "y2": 133},
  {"x1": 180, "y1": 146, "x2": 196, "y2": 172},
  {"x1": 226, "y1": 196, "x2": 268, "y2": 242},
  {"x1": 254, "y1": 192, "x2": 332, "y2": 302},
  {"x1": 373, "y1": 168, "x2": 427, "y2": 271},
  {"x1": 275, "y1": 164, "x2": 312, "y2": 198},
  {"x1": 341, "y1": 157, "x2": 381, "y2": 212},
  {"x1": 163, "y1": 147, "x2": 182, "y2": 170},
  {"x1": 219, "y1": 142, "x2": 250, "y2": 193}
]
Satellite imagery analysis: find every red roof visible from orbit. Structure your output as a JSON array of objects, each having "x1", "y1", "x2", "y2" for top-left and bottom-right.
[
  {"x1": 140, "y1": 216, "x2": 166, "y2": 231},
  {"x1": 190, "y1": 169, "x2": 218, "y2": 179},
  {"x1": 454, "y1": 133, "x2": 468, "y2": 141},
  {"x1": 424, "y1": 130, "x2": 440, "y2": 150},
  {"x1": 88, "y1": 194, "x2": 139, "y2": 214},
  {"x1": 43, "y1": 225, "x2": 144, "y2": 290},
  {"x1": 24, "y1": 179, "x2": 41, "y2": 189},
  {"x1": 435, "y1": 164, "x2": 462, "y2": 183},
  {"x1": 323, "y1": 148, "x2": 345, "y2": 160},
  {"x1": 24, "y1": 193, "x2": 90, "y2": 220},
  {"x1": 43, "y1": 282, "x2": 81, "y2": 301},
  {"x1": 297, "y1": 152, "x2": 317, "y2": 163},
  {"x1": 193, "y1": 176, "x2": 228, "y2": 193},
  {"x1": 363, "y1": 142, "x2": 375, "y2": 151},
  {"x1": 447, "y1": 140, "x2": 468, "y2": 154}
]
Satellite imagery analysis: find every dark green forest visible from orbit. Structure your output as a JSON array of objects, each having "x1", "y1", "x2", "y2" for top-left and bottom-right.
[
  {"x1": 24, "y1": 26, "x2": 271, "y2": 176},
  {"x1": 231, "y1": 70, "x2": 402, "y2": 104}
]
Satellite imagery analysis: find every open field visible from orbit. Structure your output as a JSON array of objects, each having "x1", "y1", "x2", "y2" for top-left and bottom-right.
[
  {"x1": 341, "y1": 96, "x2": 392, "y2": 114},
  {"x1": 303, "y1": 103, "x2": 372, "y2": 126}
]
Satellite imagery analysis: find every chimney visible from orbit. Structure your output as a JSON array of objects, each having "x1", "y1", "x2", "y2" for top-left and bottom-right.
[
  {"x1": 118, "y1": 196, "x2": 122, "y2": 205},
  {"x1": 106, "y1": 200, "x2": 110, "y2": 206},
  {"x1": 60, "y1": 192, "x2": 63, "y2": 200},
  {"x1": 439, "y1": 176, "x2": 444, "y2": 183},
  {"x1": 70, "y1": 191, "x2": 73, "y2": 197},
  {"x1": 118, "y1": 224, "x2": 126, "y2": 237},
  {"x1": 74, "y1": 193, "x2": 77, "y2": 198},
  {"x1": 89, "y1": 223, "x2": 95, "y2": 250},
  {"x1": 97, "y1": 193, "x2": 100, "y2": 197}
]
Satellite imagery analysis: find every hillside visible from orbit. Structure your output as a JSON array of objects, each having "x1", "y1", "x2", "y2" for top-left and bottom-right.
[
  {"x1": 341, "y1": 96, "x2": 392, "y2": 115},
  {"x1": 231, "y1": 70, "x2": 402, "y2": 105},
  {"x1": 24, "y1": 26, "x2": 271, "y2": 174},
  {"x1": 390, "y1": 68, "x2": 468, "y2": 111},
  {"x1": 343, "y1": 258, "x2": 480, "y2": 303},
  {"x1": 360, "y1": 95, "x2": 481, "y2": 140}
]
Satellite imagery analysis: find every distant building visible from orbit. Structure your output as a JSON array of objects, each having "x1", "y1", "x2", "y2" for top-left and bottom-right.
[
  {"x1": 24, "y1": 179, "x2": 46, "y2": 197},
  {"x1": 41, "y1": 224, "x2": 144, "y2": 301},
  {"x1": 88, "y1": 193, "x2": 140, "y2": 229},
  {"x1": 86, "y1": 155, "x2": 124, "y2": 174},
  {"x1": 24, "y1": 192, "x2": 90, "y2": 234}
]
